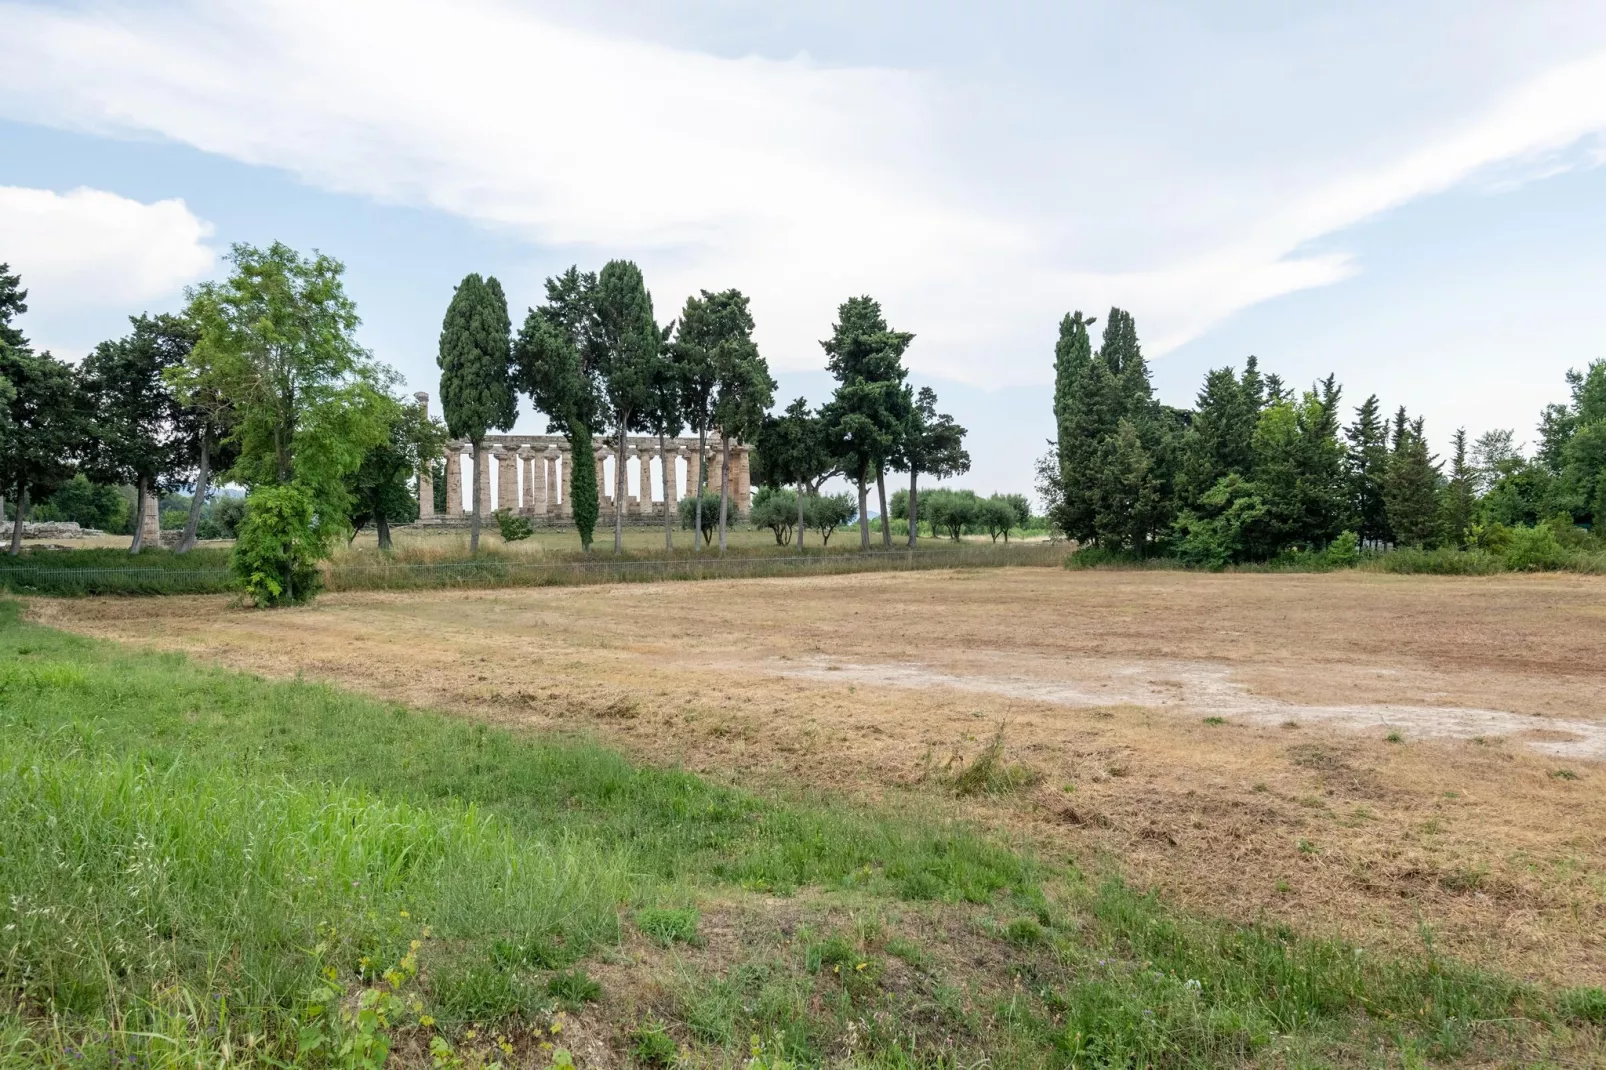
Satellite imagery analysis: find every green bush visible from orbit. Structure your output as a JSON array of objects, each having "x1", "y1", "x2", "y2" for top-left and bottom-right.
[
  {"x1": 1322, "y1": 530, "x2": 1360, "y2": 567},
  {"x1": 493, "y1": 508, "x2": 533, "y2": 542},
  {"x1": 197, "y1": 495, "x2": 246, "y2": 540},
  {"x1": 804, "y1": 493, "x2": 854, "y2": 545},
  {"x1": 229, "y1": 485, "x2": 326, "y2": 606},
  {"x1": 28, "y1": 475, "x2": 130, "y2": 532},
  {"x1": 679, "y1": 492, "x2": 723, "y2": 545},
  {"x1": 1504, "y1": 523, "x2": 1568, "y2": 571},
  {"x1": 749, "y1": 487, "x2": 798, "y2": 545}
]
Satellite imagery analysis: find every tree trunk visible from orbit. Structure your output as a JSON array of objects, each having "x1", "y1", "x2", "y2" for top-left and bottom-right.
[
  {"x1": 377, "y1": 508, "x2": 392, "y2": 551},
  {"x1": 7, "y1": 484, "x2": 26, "y2": 555},
  {"x1": 614, "y1": 426, "x2": 627, "y2": 554},
  {"x1": 718, "y1": 432, "x2": 731, "y2": 553},
  {"x1": 661, "y1": 431, "x2": 673, "y2": 551},
  {"x1": 908, "y1": 469, "x2": 919, "y2": 549},
  {"x1": 469, "y1": 441, "x2": 483, "y2": 553},
  {"x1": 796, "y1": 480, "x2": 806, "y2": 553},
  {"x1": 176, "y1": 431, "x2": 211, "y2": 554},
  {"x1": 130, "y1": 477, "x2": 149, "y2": 554},
  {"x1": 694, "y1": 427, "x2": 706, "y2": 554},
  {"x1": 876, "y1": 465, "x2": 891, "y2": 548},
  {"x1": 857, "y1": 474, "x2": 870, "y2": 550}
]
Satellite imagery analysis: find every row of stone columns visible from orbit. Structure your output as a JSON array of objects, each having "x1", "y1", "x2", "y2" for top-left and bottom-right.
[
  {"x1": 430, "y1": 440, "x2": 750, "y2": 519},
  {"x1": 411, "y1": 391, "x2": 752, "y2": 523}
]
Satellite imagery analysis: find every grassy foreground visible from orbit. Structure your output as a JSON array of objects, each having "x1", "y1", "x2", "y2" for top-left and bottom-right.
[{"x1": 1, "y1": 603, "x2": 1601, "y2": 1068}]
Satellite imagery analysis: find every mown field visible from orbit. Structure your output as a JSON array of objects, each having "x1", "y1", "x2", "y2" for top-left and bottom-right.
[{"x1": 6, "y1": 570, "x2": 1606, "y2": 1067}]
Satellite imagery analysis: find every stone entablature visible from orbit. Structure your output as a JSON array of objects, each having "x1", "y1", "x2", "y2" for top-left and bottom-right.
[{"x1": 413, "y1": 393, "x2": 751, "y2": 523}]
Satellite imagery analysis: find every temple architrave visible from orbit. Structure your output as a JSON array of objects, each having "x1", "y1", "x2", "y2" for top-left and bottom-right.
[{"x1": 410, "y1": 392, "x2": 751, "y2": 526}]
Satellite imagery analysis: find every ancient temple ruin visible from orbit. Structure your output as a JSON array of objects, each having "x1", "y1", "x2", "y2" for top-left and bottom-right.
[{"x1": 412, "y1": 393, "x2": 751, "y2": 525}]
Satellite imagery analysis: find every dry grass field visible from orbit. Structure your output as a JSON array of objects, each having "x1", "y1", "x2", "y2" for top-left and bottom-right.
[{"x1": 32, "y1": 567, "x2": 1606, "y2": 989}]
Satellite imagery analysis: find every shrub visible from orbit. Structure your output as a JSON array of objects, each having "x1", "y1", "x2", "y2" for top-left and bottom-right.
[
  {"x1": 980, "y1": 496, "x2": 1018, "y2": 543},
  {"x1": 197, "y1": 495, "x2": 246, "y2": 540},
  {"x1": 679, "y1": 492, "x2": 722, "y2": 545},
  {"x1": 804, "y1": 493, "x2": 855, "y2": 546},
  {"x1": 229, "y1": 485, "x2": 325, "y2": 606},
  {"x1": 749, "y1": 487, "x2": 798, "y2": 545},
  {"x1": 29, "y1": 475, "x2": 130, "y2": 532},
  {"x1": 1504, "y1": 523, "x2": 1567, "y2": 571},
  {"x1": 1322, "y1": 530, "x2": 1360, "y2": 568},
  {"x1": 492, "y1": 508, "x2": 533, "y2": 542}
]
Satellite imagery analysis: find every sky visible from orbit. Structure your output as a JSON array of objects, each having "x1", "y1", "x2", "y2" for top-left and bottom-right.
[{"x1": 3, "y1": 0, "x2": 1605, "y2": 500}]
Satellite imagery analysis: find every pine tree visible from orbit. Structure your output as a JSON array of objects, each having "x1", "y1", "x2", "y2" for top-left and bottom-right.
[
  {"x1": 1385, "y1": 415, "x2": 1442, "y2": 548},
  {"x1": 1344, "y1": 395, "x2": 1391, "y2": 543},
  {"x1": 821, "y1": 296, "x2": 911, "y2": 549},
  {"x1": 593, "y1": 260, "x2": 660, "y2": 554},
  {"x1": 1180, "y1": 358, "x2": 1263, "y2": 504},
  {"x1": 1441, "y1": 427, "x2": 1474, "y2": 548},
  {"x1": 437, "y1": 273, "x2": 515, "y2": 552}
]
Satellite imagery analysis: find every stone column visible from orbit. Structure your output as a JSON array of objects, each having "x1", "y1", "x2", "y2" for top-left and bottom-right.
[
  {"x1": 628, "y1": 445, "x2": 644, "y2": 515},
  {"x1": 669, "y1": 447, "x2": 684, "y2": 509},
  {"x1": 516, "y1": 447, "x2": 534, "y2": 514},
  {"x1": 475, "y1": 446, "x2": 492, "y2": 519},
  {"x1": 415, "y1": 393, "x2": 435, "y2": 519},
  {"x1": 445, "y1": 443, "x2": 464, "y2": 516},
  {"x1": 497, "y1": 445, "x2": 518, "y2": 513},
  {"x1": 139, "y1": 493, "x2": 161, "y2": 546},
  {"x1": 736, "y1": 446, "x2": 751, "y2": 517},
  {"x1": 534, "y1": 446, "x2": 555, "y2": 517},
  {"x1": 560, "y1": 449, "x2": 574, "y2": 517},
  {"x1": 640, "y1": 448, "x2": 656, "y2": 517},
  {"x1": 687, "y1": 447, "x2": 702, "y2": 501},
  {"x1": 712, "y1": 442, "x2": 728, "y2": 499},
  {"x1": 596, "y1": 449, "x2": 610, "y2": 518}
]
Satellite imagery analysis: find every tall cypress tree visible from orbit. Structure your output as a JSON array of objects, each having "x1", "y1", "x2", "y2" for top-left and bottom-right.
[
  {"x1": 513, "y1": 267, "x2": 603, "y2": 551},
  {"x1": 593, "y1": 260, "x2": 660, "y2": 554},
  {"x1": 1050, "y1": 311, "x2": 1097, "y2": 540},
  {"x1": 438, "y1": 274, "x2": 515, "y2": 553}
]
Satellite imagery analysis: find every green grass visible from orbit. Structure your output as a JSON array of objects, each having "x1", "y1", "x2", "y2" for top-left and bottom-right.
[{"x1": 0, "y1": 600, "x2": 1598, "y2": 1067}]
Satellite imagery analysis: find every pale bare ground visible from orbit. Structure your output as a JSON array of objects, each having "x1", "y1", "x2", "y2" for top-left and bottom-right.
[{"x1": 29, "y1": 567, "x2": 1606, "y2": 985}]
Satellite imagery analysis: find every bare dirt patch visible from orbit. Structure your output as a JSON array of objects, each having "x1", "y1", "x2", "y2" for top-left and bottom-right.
[{"x1": 29, "y1": 568, "x2": 1606, "y2": 984}]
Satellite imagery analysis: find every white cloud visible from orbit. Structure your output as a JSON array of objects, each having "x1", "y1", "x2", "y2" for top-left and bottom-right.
[
  {"x1": 2, "y1": 0, "x2": 1605, "y2": 386},
  {"x1": 0, "y1": 185, "x2": 214, "y2": 312}
]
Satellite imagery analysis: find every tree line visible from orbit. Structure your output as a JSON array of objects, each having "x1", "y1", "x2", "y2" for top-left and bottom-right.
[
  {"x1": 1040, "y1": 307, "x2": 1605, "y2": 565},
  {"x1": 0, "y1": 245, "x2": 977, "y2": 603},
  {"x1": 439, "y1": 266, "x2": 974, "y2": 557}
]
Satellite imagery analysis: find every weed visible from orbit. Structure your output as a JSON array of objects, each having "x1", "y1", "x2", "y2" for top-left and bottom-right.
[
  {"x1": 1385, "y1": 730, "x2": 1404, "y2": 743},
  {"x1": 637, "y1": 907, "x2": 702, "y2": 947},
  {"x1": 1550, "y1": 768, "x2": 1580, "y2": 781},
  {"x1": 545, "y1": 968, "x2": 602, "y2": 1009},
  {"x1": 1202, "y1": 716, "x2": 1225, "y2": 726},
  {"x1": 1003, "y1": 917, "x2": 1046, "y2": 946},
  {"x1": 1558, "y1": 986, "x2": 1606, "y2": 1024},
  {"x1": 948, "y1": 725, "x2": 1042, "y2": 797},
  {"x1": 630, "y1": 1019, "x2": 680, "y2": 1066}
]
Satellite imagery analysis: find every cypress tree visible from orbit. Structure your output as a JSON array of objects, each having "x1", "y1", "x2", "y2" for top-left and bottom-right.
[
  {"x1": 568, "y1": 422, "x2": 599, "y2": 550},
  {"x1": 437, "y1": 273, "x2": 515, "y2": 553},
  {"x1": 512, "y1": 267, "x2": 603, "y2": 552}
]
